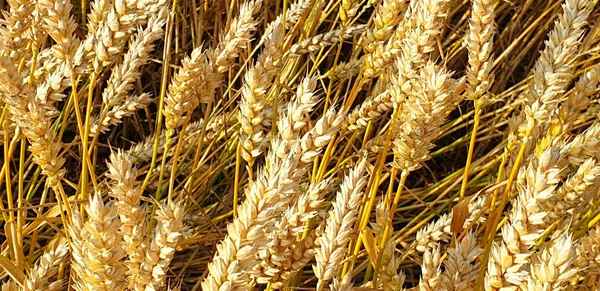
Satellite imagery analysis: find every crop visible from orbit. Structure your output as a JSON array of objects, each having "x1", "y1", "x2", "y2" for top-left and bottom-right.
[{"x1": 1, "y1": 0, "x2": 600, "y2": 290}]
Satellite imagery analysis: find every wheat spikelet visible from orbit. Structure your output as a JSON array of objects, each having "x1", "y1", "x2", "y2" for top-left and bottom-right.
[
  {"x1": 238, "y1": 53, "x2": 280, "y2": 166},
  {"x1": 37, "y1": 0, "x2": 80, "y2": 76},
  {"x1": 127, "y1": 115, "x2": 231, "y2": 164},
  {"x1": 83, "y1": 0, "x2": 151, "y2": 73},
  {"x1": 416, "y1": 194, "x2": 489, "y2": 253},
  {"x1": 1, "y1": 280, "x2": 19, "y2": 291},
  {"x1": 201, "y1": 152, "x2": 303, "y2": 290},
  {"x1": 23, "y1": 241, "x2": 69, "y2": 291},
  {"x1": 313, "y1": 155, "x2": 368, "y2": 290},
  {"x1": 261, "y1": 0, "x2": 311, "y2": 42},
  {"x1": 257, "y1": 178, "x2": 332, "y2": 286},
  {"x1": 106, "y1": 150, "x2": 147, "y2": 288},
  {"x1": 340, "y1": 0, "x2": 359, "y2": 26},
  {"x1": 504, "y1": 0, "x2": 591, "y2": 172},
  {"x1": 237, "y1": 0, "x2": 314, "y2": 165},
  {"x1": 214, "y1": 0, "x2": 262, "y2": 73},
  {"x1": 486, "y1": 148, "x2": 562, "y2": 289},
  {"x1": 272, "y1": 77, "x2": 320, "y2": 158},
  {"x1": 376, "y1": 238, "x2": 406, "y2": 291},
  {"x1": 560, "y1": 119, "x2": 600, "y2": 166},
  {"x1": 68, "y1": 194, "x2": 126, "y2": 291},
  {"x1": 324, "y1": 58, "x2": 362, "y2": 80},
  {"x1": 554, "y1": 66, "x2": 600, "y2": 135},
  {"x1": 544, "y1": 158, "x2": 600, "y2": 228},
  {"x1": 135, "y1": 201, "x2": 185, "y2": 290},
  {"x1": 345, "y1": 89, "x2": 393, "y2": 131},
  {"x1": 203, "y1": 106, "x2": 344, "y2": 289}
]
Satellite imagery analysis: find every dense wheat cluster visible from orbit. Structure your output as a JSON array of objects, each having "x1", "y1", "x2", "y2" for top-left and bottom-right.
[{"x1": 1, "y1": 0, "x2": 600, "y2": 289}]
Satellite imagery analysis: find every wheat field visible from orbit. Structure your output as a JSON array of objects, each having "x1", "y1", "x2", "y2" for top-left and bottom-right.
[{"x1": 0, "y1": 0, "x2": 600, "y2": 289}]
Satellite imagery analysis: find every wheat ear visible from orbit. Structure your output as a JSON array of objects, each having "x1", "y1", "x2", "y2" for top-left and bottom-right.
[
  {"x1": 91, "y1": 7, "x2": 168, "y2": 134},
  {"x1": 135, "y1": 201, "x2": 185, "y2": 290},
  {"x1": 69, "y1": 194, "x2": 126, "y2": 290},
  {"x1": 362, "y1": 0, "x2": 408, "y2": 53},
  {"x1": 440, "y1": 232, "x2": 482, "y2": 290},
  {"x1": 525, "y1": 233, "x2": 577, "y2": 289},
  {"x1": 313, "y1": 154, "x2": 369, "y2": 290},
  {"x1": 106, "y1": 150, "x2": 147, "y2": 288},
  {"x1": 24, "y1": 241, "x2": 69, "y2": 291}
]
